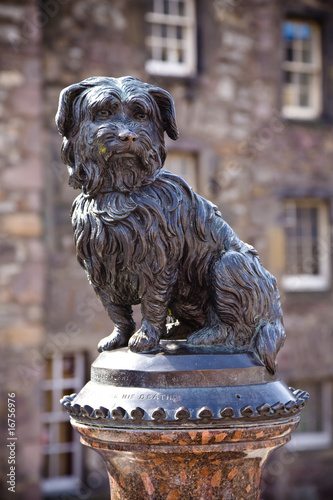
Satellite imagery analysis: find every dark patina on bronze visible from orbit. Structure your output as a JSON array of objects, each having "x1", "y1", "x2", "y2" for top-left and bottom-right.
[
  {"x1": 60, "y1": 341, "x2": 308, "y2": 428},
  {"x1": 57, "y1": 77, "x2": 309, "y2": 499},
  {"x1": 56, "y1": 76, "x2": 285, "y2": 374}
]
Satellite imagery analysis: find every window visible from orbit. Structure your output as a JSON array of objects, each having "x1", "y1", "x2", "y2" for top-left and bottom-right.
[
  {"x1": 290, "y1": 381, "x2": 332, "y2": 450},
  {"x1": 145, "y1": 0, "x2": 196, "y2": 77},
  {"x1": 282, "y1": 200, "x2": 330, "y2": 292},
  {"x1": 282, "y1": 20, "x2": 322, "y2": 119},
  {"x1": 41, "y1": 353, "x2": 85, "y2": 494},
  {"x1": 164, "y1": 151, "x2": 198, "y2": 191}
]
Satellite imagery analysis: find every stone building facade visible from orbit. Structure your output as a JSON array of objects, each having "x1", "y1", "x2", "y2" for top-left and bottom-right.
[{"x1": 1, "y1": 0, "x2": 333, "y2": 499}]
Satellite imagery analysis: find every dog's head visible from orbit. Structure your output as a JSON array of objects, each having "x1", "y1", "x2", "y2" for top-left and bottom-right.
[{"x1": 55, "y1": 76, "x2": 179, "y2": 195}]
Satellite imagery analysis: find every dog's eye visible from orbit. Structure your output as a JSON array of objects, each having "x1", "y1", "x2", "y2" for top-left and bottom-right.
[
  {"x1": 97, "y1": 109, "x2": 112, "y2": 118},
  {"x1": 135, "y1": 112, "x2": 147, "y2": 120}
]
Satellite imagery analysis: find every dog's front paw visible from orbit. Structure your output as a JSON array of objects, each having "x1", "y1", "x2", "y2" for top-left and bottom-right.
[
  {"x1": 128, "y1": 322, "x2": 160, "y2": 352},
  {"x1": 97, "y1": 328, "x2": 131, "y2": 352}
]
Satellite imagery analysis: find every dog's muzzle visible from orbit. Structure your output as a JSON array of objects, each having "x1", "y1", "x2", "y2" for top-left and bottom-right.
[{"x1": 118, "y1": 129, "x2": 138, "y2": 143}]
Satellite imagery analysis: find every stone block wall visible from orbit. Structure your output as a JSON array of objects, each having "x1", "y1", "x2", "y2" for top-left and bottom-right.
[{"x1": 0, "y1": 1, "x2": 44, "y2": 499}]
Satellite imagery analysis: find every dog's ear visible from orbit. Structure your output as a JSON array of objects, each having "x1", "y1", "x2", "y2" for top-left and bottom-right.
[
  {"x1": 55, "y1": 83, "x2": 88, "y2": 138},
  {"x1": 55, "y1": 82, "x2": 92, "y2": 189},
  {"x1": 148, "y1": 86, "x2": 179, "y2": 140}
]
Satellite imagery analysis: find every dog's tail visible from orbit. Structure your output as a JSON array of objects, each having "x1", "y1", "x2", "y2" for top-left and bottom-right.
[
  {"x1": 255, "y1": 321, "x2": 285, "y2": 374},
  {"x1": 214, "y1": 248, "x2": 286, "y2": 374}
]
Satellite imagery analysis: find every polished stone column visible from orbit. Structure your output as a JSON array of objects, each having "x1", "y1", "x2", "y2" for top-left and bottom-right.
[{"x1": 72, "y1": 418, "x2": 299, "y2": 500}]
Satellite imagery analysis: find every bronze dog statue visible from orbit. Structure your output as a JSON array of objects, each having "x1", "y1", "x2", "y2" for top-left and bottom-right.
[{"x1": 56, "y1": 76, "x2": 285, "y2": 373}]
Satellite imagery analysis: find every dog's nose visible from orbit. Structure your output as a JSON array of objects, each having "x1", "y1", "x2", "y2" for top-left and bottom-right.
[{"x1": 118, "y1": 130, "x2": 138, "y2": 142}]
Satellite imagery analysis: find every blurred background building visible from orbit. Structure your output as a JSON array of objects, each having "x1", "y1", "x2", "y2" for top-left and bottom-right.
[{"x1": 0, "y1": 0, "x2": 333, "y2": 499}]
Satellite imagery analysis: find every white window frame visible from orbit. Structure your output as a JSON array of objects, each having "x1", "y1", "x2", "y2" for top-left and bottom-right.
[
  {"x1": 282, "y1": 199, "x2": 331, "y2": 292},
  {"x1": 289, "y1": 381, "x2": 332, "y2": 451},
  {"x1": 282, "y1": 19, "x2": 322, "y2": 120},
  {"x1": 145, "y1": 0, "x2": 197, "y2": 77},
  {"x1": 41, "y1": 353, "x2": 85, "y2": 495},
  {"x1": 164, "y1": 151, "x2": 198, "y2": 191}
]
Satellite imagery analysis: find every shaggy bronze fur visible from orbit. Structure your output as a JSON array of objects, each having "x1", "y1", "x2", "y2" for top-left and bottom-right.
[{"x1": 56, "y1": 76, "x2": 285, "y2": 373}]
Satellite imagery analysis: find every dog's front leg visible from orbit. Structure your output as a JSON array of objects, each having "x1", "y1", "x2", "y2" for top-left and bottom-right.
[
  {"x1": 128, "y1": 281, "x2": 174, "y2": 353},
  {"x1": 94, "y1": 288, "x2": 136, "y2": 352}
]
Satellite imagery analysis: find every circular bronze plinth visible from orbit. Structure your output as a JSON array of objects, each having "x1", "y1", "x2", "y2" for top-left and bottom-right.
[{"x1": 61, "y1": 341, "x2": 308, "y2": 427}]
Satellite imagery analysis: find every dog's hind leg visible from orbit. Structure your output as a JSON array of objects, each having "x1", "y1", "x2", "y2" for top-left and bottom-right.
[
  {"x1": 187, "y1": 307, "x2": 231, "y2": 346},
  {"x1": 94, "y1": 287, "x2": 136, "y2": 352},
  {"x1": 205, "y1": 250, "x2": 285, "y2": 373}
]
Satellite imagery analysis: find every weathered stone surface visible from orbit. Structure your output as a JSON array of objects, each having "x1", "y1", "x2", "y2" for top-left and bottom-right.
[
  {"x1": 0, "y1": 2, "x2": 44, "y2": 499},
  {"x1": 2, "y1": 213, "x2": 42, "y2": 237},
  {"x1": 2, "y1": 324, "x2": 44, "y2": 345},
  {"x1": 0, "y1": 70, "x2": 24, "y2": 87},
  {"x1": 11, "y1": 264, "x2": 45, "y2": 304},
  {"x1": 2, "y1": 162, "x2": 43, "y2": 190}
]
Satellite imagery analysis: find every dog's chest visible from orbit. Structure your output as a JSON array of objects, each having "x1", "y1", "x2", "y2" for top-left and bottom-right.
[{"x1": 72, "y1": 193, "x2": 174, "y2": 302}]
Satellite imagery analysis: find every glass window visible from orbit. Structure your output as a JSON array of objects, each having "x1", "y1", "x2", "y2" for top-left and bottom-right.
[
  {"x1": 41, "y1": 353, "x2": 85, "y2": 495},
  {"x1": 164, "y1": 151, "x2": 198, "y2": 191},
  {"x1": 282, "y1": 20, "x2": 322, "y2": 119},
  {"x1": 145, "y1": 0, "x2": 196, "y2": 76},
  {"x1": 290, "y1": 381, "x2": 332, "y2": 450},
  {"x1": 282, "y1": 200, "x2": 330, "y2": 292}
]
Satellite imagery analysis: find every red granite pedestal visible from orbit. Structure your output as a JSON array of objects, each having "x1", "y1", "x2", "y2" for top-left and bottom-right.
[
  {"x1": 72, "y1": 417, "x2": 299, "y2": 500},
  {"x1": 61, "y1": 342, "x2": 309, "y2": 500}
]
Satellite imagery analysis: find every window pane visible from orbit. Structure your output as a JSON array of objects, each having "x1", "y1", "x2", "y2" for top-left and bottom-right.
[
  {"x1": 302, "y1": 49, "x2": 311, "y2": 63},
  {"x1": 42, "y1": 353, "x2": 85, "y2": 486},
  {"x1": 176, "y1": 25, "x2": 183, "y2": 40},
  {"x1": 161, "y1": 24, "x2": 168, "y2": 38},
  {"x1": 165, "y1": 153, "x2": 197, "y2": 191},
  {"x1": 146, "y1": 0, "x2": 196, "y2": 76},
  {"x1": 285, "y1": 204, "x2": 320, "y2": 275},
  {"x1": 59, "y1": 421, "x2": 74, "y2": 444},
  {"x1": 42, "y1": 423, "x2": 51, "y2": 446},
  {"x1": 294, "y1": 382, "x2": 322, "y2": 433},
  {"x1": 154, "y1": 0, "x2": 163, "y2": 13},
  {"x1": 283, "y1": 85, "x2": 295, "y2": 107},
  {"x1": 284, "y1": 71, "x2": 293, "y2": 84},
  {"x1": 63, "y1": 355, "x2": 75, "y2": 378},
  {"x1": 45, "y1": 358, "x2": 52, "y2": 380},
  {"x1": 178, "y1": 48, "x2": 184, "y2": 63},
  {"x1": 285, "y1": 45, "x2": 294, "y2": 62},
  {"x1": 42, "y1": 454, "x2": 50, "y2": 479},
  {"x1": 163, "y1": 0, "x2": 169, "y2": 14},
  {"x1": 44, "y1": 390, "x2": 53, "y2": 412},
  {"x1": 59, "y1": 453, "x2": 73, "y2": 476},
  {"x1": 283, "y1": 21, "x2": 296, "y2": 40},
  {"x1": 283, "y1": 21, "x2": 312, "y2": 42},
  {"x1": 152, "y1": 23, "x2": 162, "y2": 37},
  {"x1": 282, "y1": 20, "x2": 321, "y2": 118},
  {"x1": 299, "y1": 73, "x2": 310, "y2": 86},
  {"x1": 299, "y1": 92, "x2": 309, "y2": 107},
  {"x1": 178, "y1": 1, "x2": 185, "y2": 16},
  {"x1": 298, "y1": 23, "x2": 312, "y2": 40}
]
